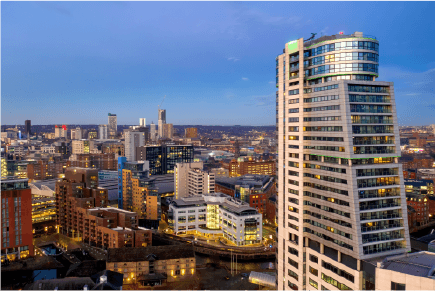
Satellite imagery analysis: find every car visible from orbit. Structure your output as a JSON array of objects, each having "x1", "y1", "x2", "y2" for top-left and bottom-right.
[
  {"x1": 224, "y1": 276, "x2": 230, "y2": 280},
  {"x1": 241, "y1": 273, "x2": 249, "y2": 278}
]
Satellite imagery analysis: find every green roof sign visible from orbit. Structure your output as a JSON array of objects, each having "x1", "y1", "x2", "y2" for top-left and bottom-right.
[{"x1": 287, "y1": 40, "x2": 298, "y2": 54}]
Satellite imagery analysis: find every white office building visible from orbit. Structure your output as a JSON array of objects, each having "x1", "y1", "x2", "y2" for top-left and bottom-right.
[
  {"x1": 124, "y1": 130, "x2": 146, "y2": 162},
  {"x1": 168, "y1": 192, "x2": 262, "y2": 245},
  {"x1": 99, "y1": 124, "x2": 108, "y2": 140},
  {"x1": 70, "y1": 127, "x2": 82, "y2": 140},
  {"x1": 150, "y1": 122, "x2": 157, "y2": 143},
  {"x1": 72, "y1": 140, "x2": 95, "y2": 155},
  {"x1": 139, "y1": 118, "x2": 146, "y2": 127},
  {"x1": 158, "y1": 109, "x2": 166, "y2": 139},
  {"x1": 175, "y1": 161, "x2": 215, "y2": 199},
  {"x1": 108, "y1": 113, "x2": 117, "y2": 138},
  {"x1": 276, "y1": 32, "x2": 411, "y2": 290}
]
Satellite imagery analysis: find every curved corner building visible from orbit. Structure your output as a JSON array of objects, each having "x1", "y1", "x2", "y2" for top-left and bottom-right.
[{"x1": 276, "y1": 32, "x2": 411, "y2": 290}]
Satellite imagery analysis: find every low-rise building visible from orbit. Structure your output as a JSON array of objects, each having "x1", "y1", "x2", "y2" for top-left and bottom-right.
[
  {"x1": 375, "y1": 251, "x2": 435, "y2": 290},
  {"x1": 168, "y1": 193, "x2": 262, "y2": 245},
  {"x1": 106, "y1": 245, "x2": 196, "y2": 286}
]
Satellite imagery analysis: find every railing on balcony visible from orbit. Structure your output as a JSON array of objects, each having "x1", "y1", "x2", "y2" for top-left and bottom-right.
[
  {"x1": 358, "y1": 191, "x2": 400, "y2": 199},
  {"x1": 354, "y1": 148, "x2": 396, "y2": 155},
  {"x1": 289, "y1": 74, "x2": 299, "y2": 80},
  {"x1": 353, "y1": 139, "x2": 395, "y2": 145},
  {"x1": 357, "y1": 170, "x2": 398, "y2": 177},
  {"x1": 361, "y1": 222, "x2": 403, "y2": 233},
  {"x1": 358, "y1": 181, "x2": 398, "y2": 188},
  {"x1": 362, "y1": 233, "x2": 403, "y2": 244},
  {"x1": 360, "y1": 211, "x2": 402, "y2": 221},
  {"x1": 363, "y1": 244, "x2": 403, "y2": 255},
  {"x1": 289, "y1": 56, "x2": 299, "y2": 63},
  {"x1": 359, "y1": 203, "x2": 401, "y2": 211}
]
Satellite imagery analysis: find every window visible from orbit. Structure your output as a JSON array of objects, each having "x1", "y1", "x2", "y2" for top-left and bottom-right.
[
  {"x1": 288, "y1": 117, "x2": 299, "y2": 122},
  {"x1": 288, "y1": 246, "x2": 299, "y2": 256},
  {"x1": 288, "y1": 269, "x2": 298, "y2": 281},
  {"x1": 309, "y1": 278, "x2": 319, "y2": 289},
  {"x1": 175, "y1": 270, "x2": 180, "y2": 275},
  {"x1": 288, "y1": 257, "x2": 298, "y2": 269},
  {"x1": 309, "y1": 254, "x2": 318, "y2": 263},
  {"x1": 309, "y1": 266, "x2": 319, "y2": 276}
]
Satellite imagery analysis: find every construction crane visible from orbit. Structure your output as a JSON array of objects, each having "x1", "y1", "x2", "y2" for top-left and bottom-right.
[{"x1": 158, "y1": 95, "x2": 166, "y2": 110}]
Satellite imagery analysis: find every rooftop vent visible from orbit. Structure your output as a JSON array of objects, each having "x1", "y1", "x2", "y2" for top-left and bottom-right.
[{"x1": 99, "y1": 275, "x2": 107, "y2": 283}]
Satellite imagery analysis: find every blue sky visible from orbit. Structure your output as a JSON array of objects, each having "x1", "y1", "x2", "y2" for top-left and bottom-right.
[{"x1": 2, "y1": 1, "x2": 435, "y2": 126}]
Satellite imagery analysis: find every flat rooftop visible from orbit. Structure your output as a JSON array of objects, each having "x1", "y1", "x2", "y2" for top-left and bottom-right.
[{"x1": 380, "y1": 251, "x2": 435, "y2": 278}]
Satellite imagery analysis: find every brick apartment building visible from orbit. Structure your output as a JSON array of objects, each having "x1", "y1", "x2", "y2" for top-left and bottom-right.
[
  {"x1": 27, "y1": 157, "x2": 67, "y2": 180},
  {"x1": 221, "y1": 158, "x2": 276, "y2": 177},
  {"x1": 1, "y1": 178, "x2": 34, "y2": 261},
  {"x1": 102, "y1": 142, "x2": 125, "y2": 157},
  {"x1": 215, "y1": 174, "x2": 275, "y2": 215},
  {"x1": 407, "y1": 194, "x2": 431, "y2": 233},
  {"x1": 56, "y1": 167, "x2": 151, "y2": 249},
  {"x1": 67, "y1": 153, "x2": 117, "y2": 170}
]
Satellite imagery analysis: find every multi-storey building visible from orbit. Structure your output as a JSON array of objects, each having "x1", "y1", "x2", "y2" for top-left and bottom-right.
[
  {"x1": 276, "y1": 32, "x2": 411, "y2": 290},
  {"x1": 108, "y1": 113, "x2": 117, "y2": 138},
  {"x1": 70, "y1": 127, "x2": 83, "y2": 140},
  {"x1": 72, "y1": 140, "x2": 95, "y2": 154},
  {"x1": 406, "y1": 193, "x2": 430, "y2": 233},
  {"x1": 54, "y1": 125, "x2": 67, "y2": 138},
  {"x1": 55, "y1": 167, "x2": 151, "y2": 248},
  {"x1": 31, "y1": 195, "x2": 57, "y2": 237},
  {"x1": 99, "y1": 124, "x2": 108, "y2": 140},
  {"x1": 158, "y1": 109, "x2": 166, "y2": 139},
  {"x1": 124, "y1": 130, "x2": 146, "y2": 162},
  {"x1": 106, "y1": 245, "x2": 196, "y2": 285},
  {"x1": 163, "y1": 123, "x2": 174, "y2": 139},
  {"x1": 215, "y1": 174, "x2": 275, "y2": 215},
  {"x1": 102, "y1": 141, "x2": 125, "y2": 157},
  {"x1": 139, "y1": 118, "x2": 146, "y2": 127},
  {"x1": 223, "y1": 158, "x2": 276, "y2": 177},
  {"x1": 68, "y1": 153, "x2": 117, "y2": 170},
  {"x1": 174, "y1": 161, "x2": 215, "y2": 199},
  {"x1": 136, "y1": 145, "x2": 194, "y2": 175},
  {"x1": 1, "y1": 178, "x2": 34, "y2": 261},
  {"x1": 25, "y1": 120, "x2": 31, "y2": 137},
  {"x1": 27, "y1": 157, "x2": 67, "y2": 181},
  {"x1": 185, "y1": 127, "x2": 198, "y2": 139},
  {"x1": 121, "y1": 161, "x2": 161, "y2": 229},
  {"x1": 150, "y1": 122, "x2": 157, "y2": 143},
  {"x1": 168, "y1": 193, "x2": 262, "y2": 245}
]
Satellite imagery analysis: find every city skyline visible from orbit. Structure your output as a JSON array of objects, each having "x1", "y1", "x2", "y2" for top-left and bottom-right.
[{"x1": 2, "y1": 1, "x2": 435, "y2": 126}]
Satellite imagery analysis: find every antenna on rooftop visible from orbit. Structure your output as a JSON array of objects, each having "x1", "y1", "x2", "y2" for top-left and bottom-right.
[{"x1": 304, "y1": 33, "x2": 317, "y2": 42}]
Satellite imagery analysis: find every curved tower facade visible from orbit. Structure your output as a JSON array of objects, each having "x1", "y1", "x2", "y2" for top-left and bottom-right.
[{"x1": 276, "y1": 32, "x2": 410, "y2": 290}]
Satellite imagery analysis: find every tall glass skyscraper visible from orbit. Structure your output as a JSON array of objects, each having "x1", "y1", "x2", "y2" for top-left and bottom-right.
[{"x1": 276, "y1": 32, "x2": 410, "y2": 290}]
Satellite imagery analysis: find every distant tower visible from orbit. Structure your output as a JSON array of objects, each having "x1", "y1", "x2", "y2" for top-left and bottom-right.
[
  {"x1": 234, "y1": 140, "x2": 240, "y2": 158},
  {"x1": 139, "y1": 118, "x2": 146, "y2": 127},
  {"x1": 99, "y1": 124, "x2": 108, "y2": 140},
  {"x1": 158, "y1": 109, "x2": 166, "y2": 139},
  {"x1": 150, "y1": 122, "x2": 157, "y2": 143},
  {"x1": 25, "y1": 120, "x2": 31, "y2": 137},
  {"x1": 124, "y1": 130, "x2": 145, "y2": 162},
  {"x1": 108, "y1": 113, "x2": 117, "y2": 138}
]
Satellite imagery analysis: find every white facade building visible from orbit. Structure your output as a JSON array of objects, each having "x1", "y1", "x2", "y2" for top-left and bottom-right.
[
  {"x1": 139, "y1": 118, "x2": 146, "y2": 127},
  {"x1": 150, "y1": 122, "x2": 157, "y2": 143},
  {"x1": 72, "y1": 140, "x2": 95, "y2": 155},
  {"x1": 124, "y1": 130, "x2": 145, "y2": 162},
  {"x1": 276, "y1": 32, "x2": 411, "y2": 290},
  {"x1": 71, "y1": 127, "x2": 82, "y2": 140},
  {"x1": 169, "y1": 193, "x2": 262, "y2": 246},
  {"x1": 99, "y1": 124, "x2": 108, "y2": 140},
  {"x1": 175, "y1": 161, "x2": 215, "y2": 199},
  {"x1": 374, "y1": 251, "x2": 434, "y2": 290}
]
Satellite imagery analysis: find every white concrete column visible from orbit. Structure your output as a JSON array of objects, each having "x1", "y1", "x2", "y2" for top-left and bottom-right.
[
  {"x1": 305, "y1": 237, "x2": 309, "y2": 247},
  {"x1": 321, "y1": 156, "x2": 325, "y2": 163},
  {"x1": 320, "y1": 243, "x2": 324, "y2": 254},
  {"x1": 291, "y1": 233, "x2": 295, "y2": 241},
  {"x1": 357, "y1": 259, "x2": 361, "y2": 271},
  {"x1": 338, "y1": 251, "x2": 342, "y2": 263}
]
